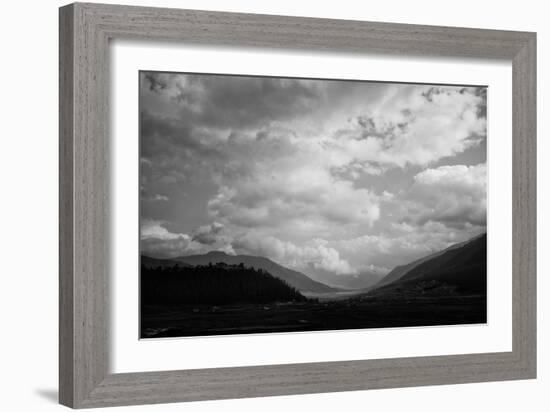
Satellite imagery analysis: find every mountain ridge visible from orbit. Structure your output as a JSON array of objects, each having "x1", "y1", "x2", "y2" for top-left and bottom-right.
[
  {"x1": 374, "y1": 233, "x2": 485, "y2": 289},
  {"x1": 368, "y1": 233, "x2": 487, "y2": 296},
  {"x1": 141, "y1": 251, "x2": 335, "y2": 293}
]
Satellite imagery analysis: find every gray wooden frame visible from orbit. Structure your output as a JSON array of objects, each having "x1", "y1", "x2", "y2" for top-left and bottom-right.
[{"x1": 59, "y1": 2, "x2": 536, "y2": 409}]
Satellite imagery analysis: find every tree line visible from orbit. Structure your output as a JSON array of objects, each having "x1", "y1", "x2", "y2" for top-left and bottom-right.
[{"x1": 141, "y1": 263, "x2": 307, "y2": 305}]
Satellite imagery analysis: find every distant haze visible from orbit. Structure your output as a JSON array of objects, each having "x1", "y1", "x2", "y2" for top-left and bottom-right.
[{"x1": 140, "y1": 72, "x2": 487, "y2": 284}]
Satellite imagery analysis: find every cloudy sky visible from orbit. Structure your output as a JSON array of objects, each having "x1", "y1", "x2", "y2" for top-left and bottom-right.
[{"x1": 140, "y1": 71, "x2": 487, "y2": 284}]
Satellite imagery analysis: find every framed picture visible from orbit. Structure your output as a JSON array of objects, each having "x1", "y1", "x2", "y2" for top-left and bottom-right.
[{"x1": 59, "y1": 2, "x2": 536, "y2": 408}]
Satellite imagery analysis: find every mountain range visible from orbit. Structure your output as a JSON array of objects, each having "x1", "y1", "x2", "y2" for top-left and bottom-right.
[
  {"x1": 141, "y1": 255, "x2": 190, "y2": 268},
  {"x1": 369, "y1": 233, "x2": 486, "y2": 296},
  {"x1": 142, "y1": 251, "x2": 335, "y2": 293},
  {"x1": 142, "y1": 232, "x2": 486, "y2": 297}
]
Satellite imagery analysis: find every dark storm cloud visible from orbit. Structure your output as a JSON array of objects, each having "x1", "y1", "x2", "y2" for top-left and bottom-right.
[
  {"x1": 140, "y1": 107, "x2": 302, "y2": 191},
  {"x1": 193, "y1": 76, "x2": 322, "y2": 128},
  {"x1": 144, "y1": 73, "x2": 168, "y2": 92},
  {"x1": 140, "y1": 110, "x2": 211, "y2": 159},
  {"x1": 475, "y1": 87, "x2": 488, "y2": 118},
  {"x1": 143, "y1": 72, "x2": 324, "y2": 129},
  {"x1": 139, "y1": 109, "x2": 228, "y2": 190}
]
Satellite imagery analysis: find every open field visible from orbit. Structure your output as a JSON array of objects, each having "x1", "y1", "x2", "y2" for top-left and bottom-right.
[{"x1": 141, "y1": 294, "x2": 486, "y2": 338}]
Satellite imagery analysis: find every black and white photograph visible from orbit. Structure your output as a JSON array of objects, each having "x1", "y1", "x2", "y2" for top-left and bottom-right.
[{"x1": 139, "y1": 71, "x2": 487, "y2": 339}]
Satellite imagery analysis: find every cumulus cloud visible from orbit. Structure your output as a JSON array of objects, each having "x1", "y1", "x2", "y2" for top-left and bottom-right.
[
  {"x1": 139, "y1": 72, "x2": 487, "y2": 277},
  {"x1": 233, "y1": 233, "x2": 355, "y2": 275},
  {"x1": 334, "y1": 220, "x2": 485, "y2": 268},
  {"x1": 142, "y1": 72, "x2": 323, "y2": 129},
  {"x1": 141, "y1": 220, "x2": 236, "y2": 258},
  {"x1": 141, "y1": 220, "x2": 182, "y2": 240},
  {"x1": 405, "y1": 163, "x2": 487, "y2": 227},
  {"x1": 327, "y1": 86, "x2": 486, "y2": 174},
  {"x1": 141, "y1": 220, "x2": 193, "y2": 258},
  {"x1": 207, "y1": 162, "x2": 381, "y2": 232},
  {"x1": 192, "y1": 222, "x2": 226, "y2": 245}
]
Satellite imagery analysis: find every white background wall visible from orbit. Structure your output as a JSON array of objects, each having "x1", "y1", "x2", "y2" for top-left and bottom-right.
[{"x1": 0, "y1": 1, "x2": 546, "y2": 411}]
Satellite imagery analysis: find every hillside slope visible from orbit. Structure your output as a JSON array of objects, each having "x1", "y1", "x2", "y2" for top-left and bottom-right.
[
  {"x1": 141, "y1": 255, "x2": 190, "y2": 268},
  {"x1": 141, "y1": 263, "x2": 307, "y2": 306},
  {"x1": 176, "y1": 251, "x2": 334, "y2": 293},
  {"x1": 375, "y1": 234, "x2": 485, "y2": 288},
  {"x1": 370, "y1": 234, "x2": 487, "y2": 296},
  {"x1": 141, "y1": 251, "x2": 334, "y2": 293}
]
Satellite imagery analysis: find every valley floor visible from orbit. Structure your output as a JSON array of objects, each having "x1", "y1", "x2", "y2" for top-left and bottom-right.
[{"x1": 141, "y1": 294, "x2": 486, "y2": 338}]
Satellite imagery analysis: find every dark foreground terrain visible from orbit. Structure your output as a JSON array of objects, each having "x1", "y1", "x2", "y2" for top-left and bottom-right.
[
  {"x1": 141, "y1": 294, "x2": 486, "y2": 338},
  {"x1": 140, "y1": 234, "x2": 487, "y2": 338}
]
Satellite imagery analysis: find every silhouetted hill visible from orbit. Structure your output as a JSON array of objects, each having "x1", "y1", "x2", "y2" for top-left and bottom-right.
[
  {"x1": 374, "y1": 234, "x2": 484, "y2": 289},
  {"x1": 141, "y1": 263, "x2": 307, "y2": 305},
  {"x1": 170, "y1": 251, "x2": 335, "y2": 293},
  {"x1": 142, "y1": 255, "x2": 191, "y2": 268},
  {"x1": 369, "y1": 234, "x2": 486, "y2": 296}
]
